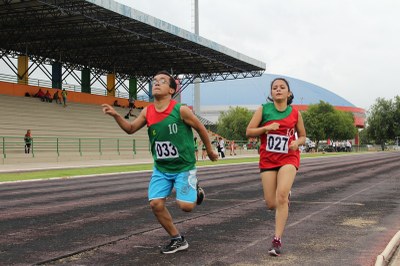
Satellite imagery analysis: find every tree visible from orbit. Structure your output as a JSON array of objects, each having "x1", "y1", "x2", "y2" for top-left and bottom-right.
[
  {"x1": 302, "y1": 101, "x2": 357, "y2": 150},
  {"x1": 358, "y1": 129, "x2": 370, "y2": 145},
  {"x1": 332, "y1": 111, "x2": 358, "y2": 141},
  {"x1": 366, "y1": 97, "x2": 399, "y2": 150},
  {"x1": 216, "y1": 106, "x2": 253, "y2": 140},
  {"x1": 394, "y1": 96, "x2": 400, "y2": 140}
]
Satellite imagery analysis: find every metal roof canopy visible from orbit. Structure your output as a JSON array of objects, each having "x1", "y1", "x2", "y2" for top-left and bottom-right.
[{"x1": 0, "y1": 0, "x2": 266, "y2": 92}]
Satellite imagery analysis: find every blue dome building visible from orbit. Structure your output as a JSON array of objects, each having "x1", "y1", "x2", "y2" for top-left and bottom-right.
[
  {"x1": 182, "y1": 74, "x2": 355, "y2": 107},
  {"x1": 181, "y1": 74, "x2": 365, "y2": 129}
]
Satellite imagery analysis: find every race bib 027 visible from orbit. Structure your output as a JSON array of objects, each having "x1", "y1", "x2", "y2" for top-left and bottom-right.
[
  {"x1": 266, "y1": 134, "x2": 289, "y2": 154},
  {"x1": 155, "y1": 141, "x2": 179, "y2": 159}
]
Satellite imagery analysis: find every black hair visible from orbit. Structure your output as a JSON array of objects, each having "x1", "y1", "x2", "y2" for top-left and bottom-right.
[
  {"x1": 267, "y1": 77, "x2": 294, "y2": 105},
  {"x1": 155, "y1": 70, "x2": 177, "y2": 91}
]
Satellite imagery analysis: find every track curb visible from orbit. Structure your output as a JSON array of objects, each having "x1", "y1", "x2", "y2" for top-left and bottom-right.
[{"x1": 375, "y1": 230, "x2": 400, "y2": 266}]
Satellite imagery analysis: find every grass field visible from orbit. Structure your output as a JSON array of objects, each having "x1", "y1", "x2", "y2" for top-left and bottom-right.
[{"x1": 0, "y1": 152, "x2": 355, "y2": 183}]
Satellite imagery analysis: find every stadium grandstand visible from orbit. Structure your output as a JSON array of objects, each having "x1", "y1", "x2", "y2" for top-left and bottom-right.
[
  {"x1": 0, "y1": 0, "x2": 265, "y2": 97},
  {"x1": 0, "y1": 0, "x2": 265, "y2": 163}
]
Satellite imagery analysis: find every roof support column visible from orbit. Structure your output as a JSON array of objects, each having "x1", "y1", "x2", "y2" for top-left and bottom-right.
[
  {"x1": 52, "y1": 62, "x2": 62, "y2": 89},
  {"x1": 81, "y1": 67, "x2": 91, "y2": 94},
  {"x1": 174, "y1": 79, "x2": 181, "y2": 103},
  {"x1": 17, "y1": 55, "x2": 28, "y2": 85},
  {"x1": 129, "y1": 77, "x2": 137, "y2": 99},
  {"x1": 107, "y1": 73, "x2": 115, "y2": 96},
  {"x1": 193, "y1": 0, "x2": 201, "y2": 114}
]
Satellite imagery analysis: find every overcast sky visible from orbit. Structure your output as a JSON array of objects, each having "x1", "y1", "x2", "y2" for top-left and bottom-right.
[{"x1": 117, "y1": 0, "x2": 400, "y2": 111}]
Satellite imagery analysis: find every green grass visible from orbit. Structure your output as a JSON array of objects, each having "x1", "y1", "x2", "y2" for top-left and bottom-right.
[
  {"x1": 0, "y1": 164, "x2": 154, "y2": 182},
  {"x1": 0, "y1": 157, "x2": 259, "y2": 182},
  {"x1": 0, "y1": 152, "x2": 363, "y2": 183}
]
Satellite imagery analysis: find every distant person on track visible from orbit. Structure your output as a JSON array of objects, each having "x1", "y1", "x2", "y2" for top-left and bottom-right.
[
  {"x1": 102, "y1": 70, "x2": 218, "y2": 254},
  {"x1": 201, "y1": 140, "x2": 207, "y2": 160},
  {"x1": 218, "y1": 137, "x2": 225, "y2": 158},
  {"x1": 246, "y1": 77, "x2": 306, "y2": 257},
  {"x1": 229, "y1": 140, "x2": 236, "y2": 156}
]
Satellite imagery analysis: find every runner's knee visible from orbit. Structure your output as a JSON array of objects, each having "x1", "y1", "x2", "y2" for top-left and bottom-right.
[
  {"x1": 177, "y1": 201, "x2": 195, "y2": 212},
  {"x1": 276, "y1": 191, "x2": 289, "y2": 205},
  {"x1": 265, "y1": 200, "x2": 276, "y2": 210},
  {"x1": 149, "y1": 199, "x2": 165, "y2": 212}
]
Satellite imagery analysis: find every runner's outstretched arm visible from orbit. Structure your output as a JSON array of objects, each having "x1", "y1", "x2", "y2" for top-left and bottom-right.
[{"x1": 102, "y1": 104, "x2": 147, "y2": 134}]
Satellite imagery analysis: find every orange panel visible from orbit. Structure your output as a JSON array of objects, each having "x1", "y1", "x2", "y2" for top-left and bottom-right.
[{"x1": 0, "y1": 81, "x2": 150, "y2": 108}]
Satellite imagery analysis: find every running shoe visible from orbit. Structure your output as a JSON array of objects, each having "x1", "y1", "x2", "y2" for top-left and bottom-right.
[
  {"x1": 160, "y1": 236, "x2": 189, "y2": 254},
  {"x1": 196, "y1": 183, "x2": 205, "y2": 205},
  {"x1": 268, "y1": 237, "x2": 282, "y2": 256}
]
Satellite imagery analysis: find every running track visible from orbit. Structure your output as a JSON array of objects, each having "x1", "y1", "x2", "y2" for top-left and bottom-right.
[{"x1": 1, "y1": 152, "x2": 399, "y2": 265}]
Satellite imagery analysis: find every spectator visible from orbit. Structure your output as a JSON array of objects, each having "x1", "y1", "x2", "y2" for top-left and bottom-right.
[
  {"x1": 201, "y1": 140, "x2": 207, "y2": 160},
  {"x1": 212, "y1": 137, "x2": 218, "y2": 152},
  {"x1": 124, "y1": 108, "x2": 137, "y2": 119},
  {"x1": 44, "y1": 90, "x2": 52, "y2": 102},
  {"x1": 218, "y1": 137, "x2": 225, "y2": 158},
  {"x1": 113, "y1": 100, "x2": 121, "y2": 107},
  {"x1": 229, "y1": 140, "x2": 236, "y2": 156},
  {"x1": 332, "y1": 141, "x2": 336, "y2": 152},
  {"x1": 34, "y1": 89, "x2": 45, "y2": 101},
  {"x1": 61, "y1": 88, "x2": 68, "y2": 107},
  {"x1": 124, "y1": 97, "x2": 136, "y2": 119},
  {"x1": 346, "y1": 140, "x2": 352, "y2": 152},
  {"x1": 53, "y1": 90, "x2": 62, "y2": 104},
  {"x1": 24, "y1": 129, "x2": 32, "y2": 154},
  {"x1": 128, "y1": 97, "x2": 136, "y2": 109}
]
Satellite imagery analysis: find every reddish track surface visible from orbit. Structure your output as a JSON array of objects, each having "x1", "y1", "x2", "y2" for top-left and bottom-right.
[{"x1": 1, "y1": 152, "x2": 399, "y2": 265}]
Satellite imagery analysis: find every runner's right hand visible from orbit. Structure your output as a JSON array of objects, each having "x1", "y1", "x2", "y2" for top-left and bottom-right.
[{"x1": 102, "y1": 104, "x2": 117, "y2": 117}]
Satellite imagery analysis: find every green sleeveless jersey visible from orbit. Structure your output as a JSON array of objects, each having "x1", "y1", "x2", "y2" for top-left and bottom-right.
[{"x1": 147, "y1": 101, "x2": 195, "y2": 173}]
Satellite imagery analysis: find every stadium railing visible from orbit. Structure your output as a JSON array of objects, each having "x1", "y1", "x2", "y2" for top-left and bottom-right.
[{"x1": 0, "y1": 136, "x2": 151, "y2": 159}]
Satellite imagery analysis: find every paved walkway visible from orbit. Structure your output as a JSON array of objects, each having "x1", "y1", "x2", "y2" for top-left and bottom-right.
[
  {"x1": 0, "y1": 153, "x2": 258, "y2": 173},
  {"x1": 0, "y1": 158, "x2": 154, "y2": 173}
]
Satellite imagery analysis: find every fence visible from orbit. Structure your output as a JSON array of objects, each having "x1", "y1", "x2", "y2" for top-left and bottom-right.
[{"x1": 0, "y1": 136, "x2": 151, "y2": 159}]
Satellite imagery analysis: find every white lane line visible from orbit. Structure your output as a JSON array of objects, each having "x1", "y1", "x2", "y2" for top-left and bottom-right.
[
  {"x1": 290, "y1": 201, "x2": 364, "y2": 206},
  {"x1": 207, "y1": 179, "x2": 387, "y2": 265},
  {"x1": 287, "y1": 180, "x2": 386, "y2": 227}
]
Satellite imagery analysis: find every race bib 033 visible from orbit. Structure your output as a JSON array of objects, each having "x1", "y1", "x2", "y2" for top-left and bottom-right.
[{"x1": 155, "y1": 141, "x2": 179, "y2": 159}]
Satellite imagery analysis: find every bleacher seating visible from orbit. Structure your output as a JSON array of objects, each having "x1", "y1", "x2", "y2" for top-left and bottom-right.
[
  {"x1": 0, "y1": 94, "x2": 144, "y2": 137},
  {"x1": 0, "y1": 94, "x2": 151, "y2": 163},
  {"x1": 0, "y1": 93, "x2": 253, "y2": 164}
]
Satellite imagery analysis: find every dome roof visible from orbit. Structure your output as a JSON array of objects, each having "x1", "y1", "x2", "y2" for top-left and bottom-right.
[{"x1": 182, "y1": 74, "x2": 355, "y2": 107}]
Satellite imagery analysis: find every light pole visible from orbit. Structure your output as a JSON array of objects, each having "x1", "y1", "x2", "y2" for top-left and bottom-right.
[{"x1": 192, "y1": 0, "x2": 201, "y2": 115}]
